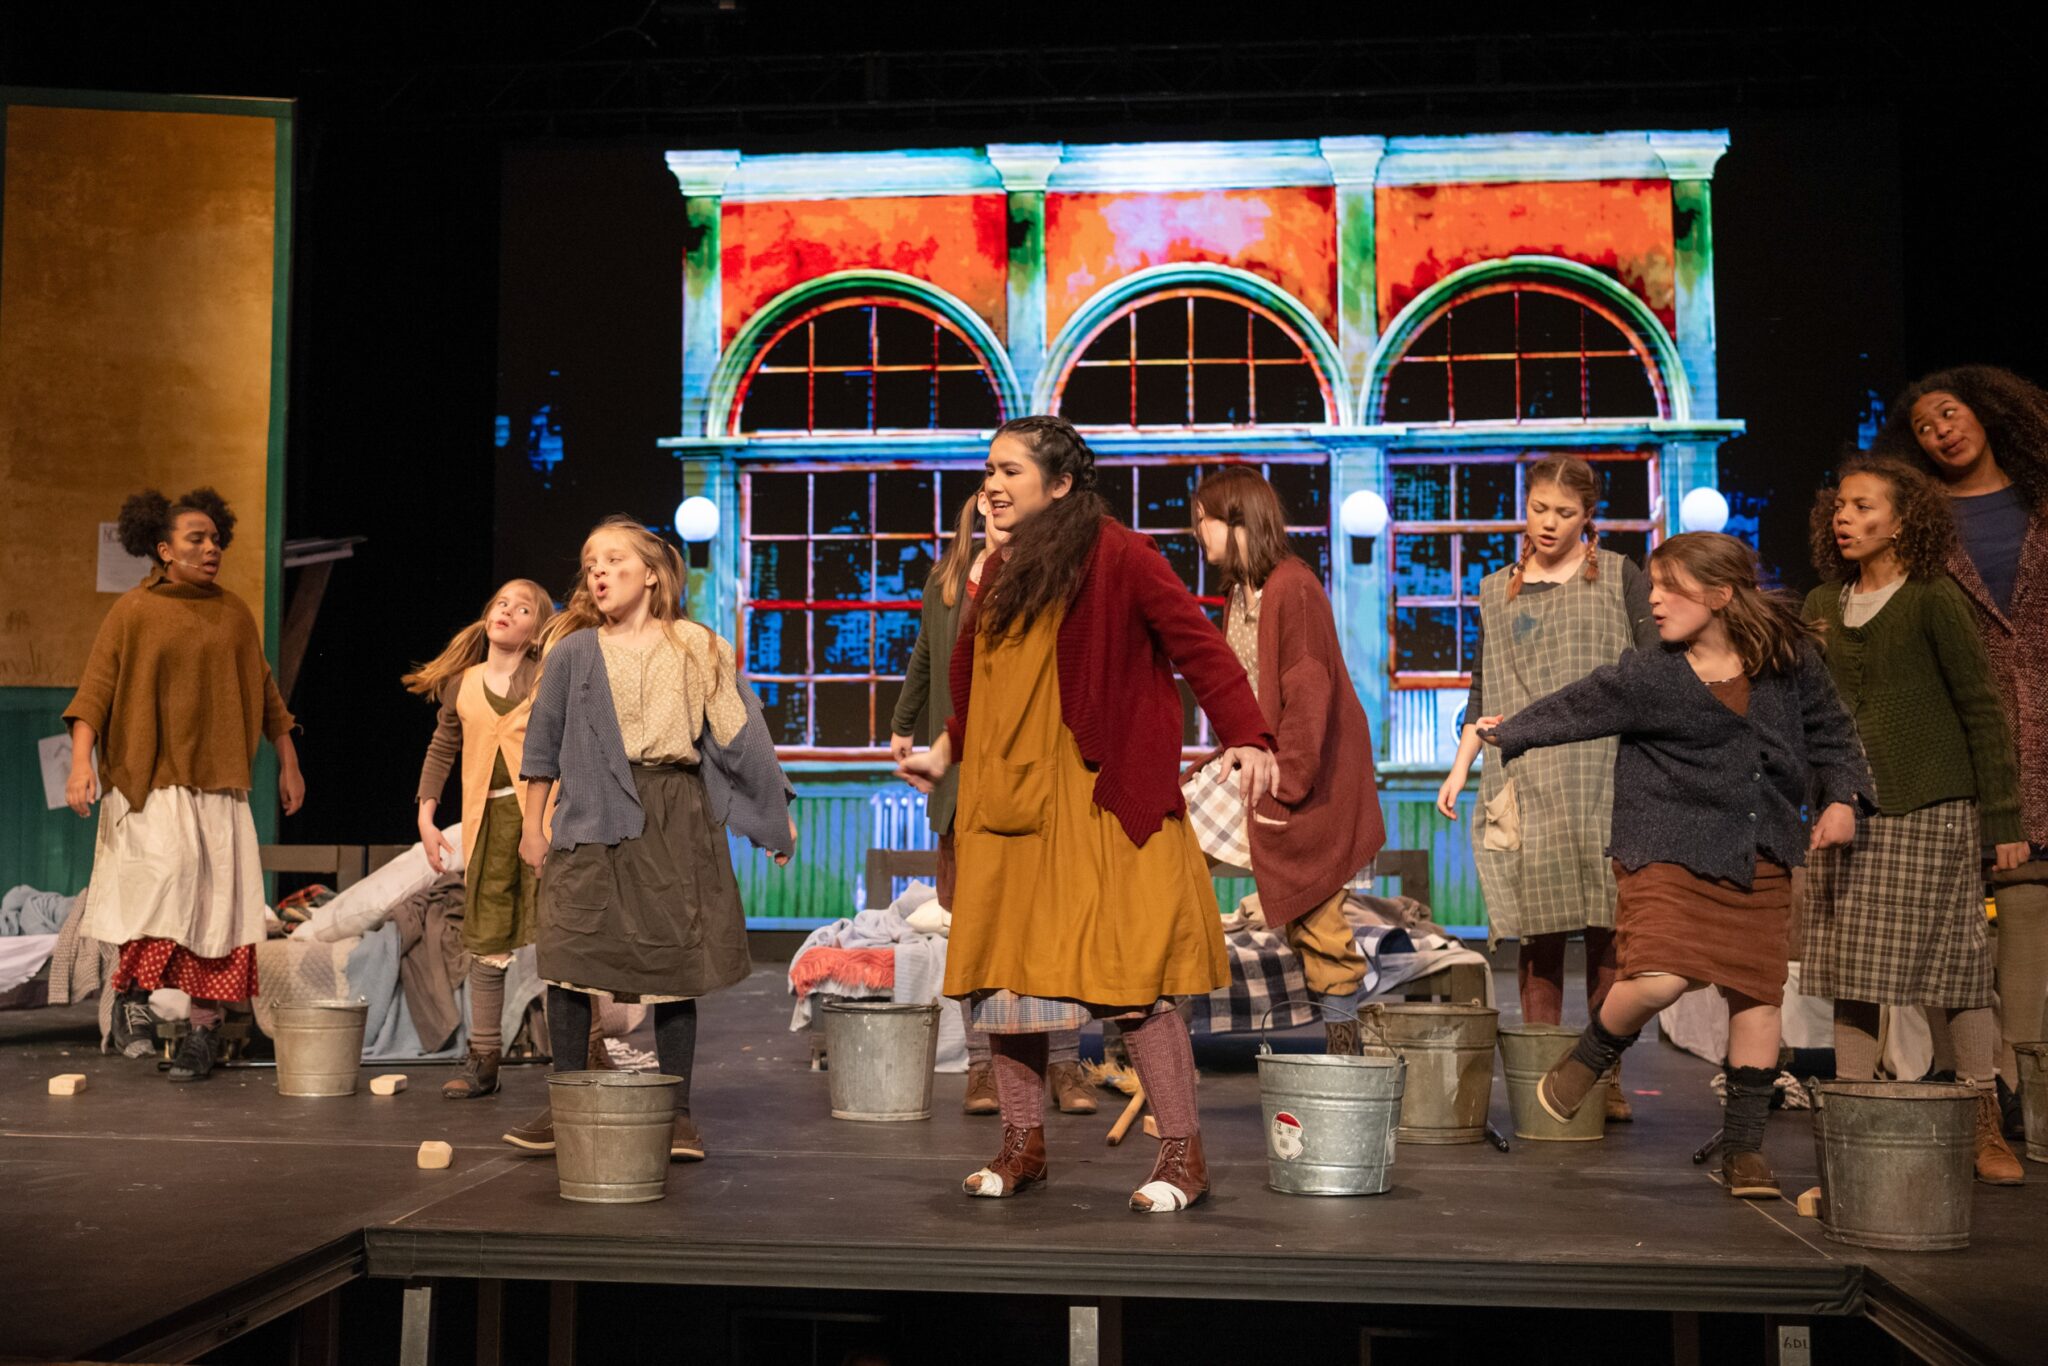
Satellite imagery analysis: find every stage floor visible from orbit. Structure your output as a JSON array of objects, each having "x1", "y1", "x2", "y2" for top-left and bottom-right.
[{"x1": 1, "y1": 963, "x2": 2042, "y2": 1364}]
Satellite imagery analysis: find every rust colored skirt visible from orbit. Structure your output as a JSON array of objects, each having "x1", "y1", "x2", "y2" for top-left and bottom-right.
[{"x1": 1614, "y1": 858, "x2": 1790, "y2": 1006}]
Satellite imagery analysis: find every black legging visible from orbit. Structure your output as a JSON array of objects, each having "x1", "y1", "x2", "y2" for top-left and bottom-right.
[{"x1": 546, "y1": 986, "x2": 699, "y2": 1115}]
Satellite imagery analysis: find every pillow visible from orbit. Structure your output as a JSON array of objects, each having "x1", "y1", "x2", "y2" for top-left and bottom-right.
[{"x1": 299, "y1": 826, "x2": 463, "y2": 943}]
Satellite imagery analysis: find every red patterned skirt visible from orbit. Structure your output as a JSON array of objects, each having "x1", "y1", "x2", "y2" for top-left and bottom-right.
[{"x1": 112, "y1": 938, "x2": 258, "y2": 1001}]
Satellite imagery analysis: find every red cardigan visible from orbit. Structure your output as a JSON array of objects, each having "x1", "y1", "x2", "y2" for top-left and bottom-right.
[
  {"x1": 946, "y1": 518, "x2": 1273, "y2": 847},
  {"x1": 1243, "y1": 558, "x2": 1386, "y2": 926}
]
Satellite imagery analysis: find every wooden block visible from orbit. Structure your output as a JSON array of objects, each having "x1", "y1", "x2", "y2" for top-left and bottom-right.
[
  {"x1": 47, "y1": 1073, "x2": 88, "y2": 1096},
  {"x1": 1796, "y1": 1186, "x2": 1823, "y2": 1218},
  {"x1": 417, "y1": 1140, "x2": 453, "y2": 1170},
  {"x1": 1141, "y1": 1116, "x2": 1160, "y2": 1140},
  {"x1": 370, "y1": 1073, "x2": 409, "y2": 1096}
]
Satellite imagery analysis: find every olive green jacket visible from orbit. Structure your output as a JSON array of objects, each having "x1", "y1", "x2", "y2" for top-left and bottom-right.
[{"x1": 892, "y1": 573, "x2": 967, "y2": 834}]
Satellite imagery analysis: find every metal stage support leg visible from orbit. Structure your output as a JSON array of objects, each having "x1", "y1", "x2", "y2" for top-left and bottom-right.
[
  {"x1": 399, "y1": 1281, "x2": 434, "y2": 1366},
  {"x1": 1671, "y1": 1310, "x2": 1702, "y2": 1366},
  {"x1": 1069, "y1": 1298, "x2": 1123, "y2": 1366},
  {"x1": 549, "y1": 1281, "x2": 578, "y2": 1366},
  {"x1": 476, "y1": 1279, "x2": 505, "y2": 1366},
  {"x1": 290, "y1": 1285, "x2": 341, "y2": 1366}
]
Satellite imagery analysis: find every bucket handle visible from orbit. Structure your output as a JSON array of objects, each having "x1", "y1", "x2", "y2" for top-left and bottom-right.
[{"x1": 1256, "y1": 1000, "x2": 1398, "y2": 1059}]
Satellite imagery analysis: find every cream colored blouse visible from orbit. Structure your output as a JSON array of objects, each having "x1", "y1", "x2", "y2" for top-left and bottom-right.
[{"x1": 597, "y1": 625, "x2": 748, "y2": 764}]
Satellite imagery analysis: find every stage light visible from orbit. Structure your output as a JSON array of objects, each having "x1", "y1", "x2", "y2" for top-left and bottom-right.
[
  {"x1": 675, "y1": 496, "x2": 719, "y2": 569},
  {"x1": 1679, "y1": 486, "x2": 1730, "y2": 534},
  {"x1": 1341, "y1": 489, "x2": 1390, "y2": 565}
]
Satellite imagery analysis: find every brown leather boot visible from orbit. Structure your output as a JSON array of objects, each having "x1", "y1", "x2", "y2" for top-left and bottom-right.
[
  {"x1": 1048, "y1": 1060, "x2": 1099, "y2": 1114},
  {"x1": 1976, "y1": 1091, "x2": 2026, "y2": 1186},
  {"x1": 1537, "y1": 1052, "x2": 1600, "y2": 1123},
  {"x1": 501, "y1": 1107, "x2": 554, "y2": 1152},
  {"x1": 1131, "y1": 1131, "x2": 1209, "y2": 1212},
  {"x1": 1720, "y1": 1148, "x2": 1781, "y2": 1200},
  {"x1": 962, "y1": 1061, "x2": 999, "y2": 1115},
  {"x1": 1602, "y1": 1062, "x2": 1633, "y2": 1122},
  {"x1": 670, "y1": 1113, "x2": 707, "y2": 1162},
  {"x1": 442, "y1": 1048, "x2": 502, "y2": 1099},
  {"x1": 963, "y1": 1125, "x2": 1047, "y2": 1197}
]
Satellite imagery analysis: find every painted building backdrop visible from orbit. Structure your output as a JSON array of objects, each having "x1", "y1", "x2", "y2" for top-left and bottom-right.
[{"x1": 630, "y1": 132, "x2": 1740, "y2": 928}]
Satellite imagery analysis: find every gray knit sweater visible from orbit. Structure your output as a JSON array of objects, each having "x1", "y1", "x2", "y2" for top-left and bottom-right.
[{"x1": 1488, "y1": 642, "x2": 1872, "y2": 887}]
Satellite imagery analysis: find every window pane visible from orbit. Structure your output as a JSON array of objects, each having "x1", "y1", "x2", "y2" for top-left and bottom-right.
[
  {"x1": 1177, "y1": 677, "x2": 1201, "y2": 748},
  {"x1": 1134, "y1": 299, "x2": 1185, "y2": 360},
  {"x1": 1077, "y1": 314, "x2": 1130, "y2": 363},
  {"x1": 1137, "y1": 465, "x2": 1194, "y2": 531},
  {"x1": 1518, "y1": 290, "x2": 1582, "y2": 353},
  {"x1": 1459, "y1": 606, "x2": 1483, "y2": 672},
  {"x1": 816, "y1": 609, "x2": 873, "y2": 673},
  {"x1": 748, "y1": 610, "x2": 807, "y2": 674},
  {"x1": 1266, "y1": 462, "x2": 1327, "y2": 524},
  {"x1": 762, "y1": 327, "x2": 808, "y2": 367},
  {"x1": 874, "y1": 305, "x2": 933, "y2": 363},
  {"x1": 756, "y1": 680, "x2": 809, "y2": 746},
  {"x1": 1449, "y1": 292, "x2": 1515, "y2": 354},
  {"x1": 1404, "y1": 314, "x2": 1450, "y2": 358},
  {"x1": 1455, "y1": 463, "x2": 1519, "y2": 521},
  {"x1": 1059, "y1": 363, "x2": 1129, "y2": 425},
  {"x1": 1581, "y1": 310, "x2": 1628, "y2": 353},
  {"x1": 811, "y1": 370, "x2": 871, "y2": 431},
  {"x1": 1256, "y1": 362, "x2": 1325, "y2": 424},
  {"x1": 1602, "y1": 529, "x2": 1650, "y2": 567},
  {"x1": 875, "y1": 610, "x2": 921, "y2": 674},
  {"x1": 936, "y1": 370, "x2": 1001, "y2": 429},
  {"x1": 749, "y1": 541, "x2": 800, "y2": 602},
  {"x1": 1587, "y1": 354, "x2": 1657, "y2": 418},
  {"x1": 1097, "y1": 465, "x2": 1139, "y2": 523},
  {"x1": 1394, "y1": 606, "x2": 1458, "y2": 672},
  {"x1": 1521, "y1": 355, "x2": 1583, "y2": 420},
  {"x1": 1191, "y1": 295, "x2": 1246, "y2": 357},
  {"x1": 814, "y1": 681, "x2": 871, "y2": 747},
  {"x1": 749, "y1": 473, "x2": 809, "y2": 535},
  {"x1": 875, "y1": 541, "x2": 935, "y2": 600},
  {"x1": 1134, "y1": 363, "x2": 1187, "y2": 426},
  {"x1": 813, "y1": 472, "x2": 870, "y2": 535},
  {"x1": 936, "y1": 328, "x2": 977, "y2": 365},
  {"x1": 812, "y1": 539, "x2": 869, "y2": 602},
  {"x1": 941, "y1": 468, "x2": 985, "y2": 521},
  {"x1": 1288, "y1": 532, "x2": 1332, "y2": 585},
  {"x1": 1451, "y1": 358, "x2": 1515, "y2": 421},
  {"x1": 875, "y1": 679, "x2": 905, "y2": 734},
  {"x1": 1155, "y1": 533, "x2": 1203, "y2": 593},
  {"x1": 876, "y1": 470, "x2": 935, "y2": 534},
  {"x1": 874, "y1": 369, "x2": 934, "y2": 429},
  {"x1": 1394, "y1": 534, "x2": 1453, "y2": 599},
  {"x1": 1597, "y1": 462, "x2": 1653, "y2": 520},
  {"x1": 1460, "y1": 532, "x2": 1517, "y2": 597},
  {"x1": 811, "y1": 306, "x2": 871, "y2": 366},
  {"x1": 1384, "y1": 361, "x2": 1448, "y2": 423},
  {"x1": 739, "y1": 372, "x2": 809, "y2": 432},
  {"x1": 1252, "y1": 311, "x2": 1304, "y2": 359},
  {"x1": 1392, "y1": 464, "x2": 1452, "y2": 522},
  {"x1": 1192, "y1": 363, "x2": 1252, "y2": 424}
]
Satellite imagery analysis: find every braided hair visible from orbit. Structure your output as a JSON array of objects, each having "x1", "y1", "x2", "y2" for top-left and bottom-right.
[
  {"x1": 976, "y1": 416, "x2": 1112, "y2": 638},
  {"x1": 1505, "y1": 456, "x2": 1603, "y2": 600}
]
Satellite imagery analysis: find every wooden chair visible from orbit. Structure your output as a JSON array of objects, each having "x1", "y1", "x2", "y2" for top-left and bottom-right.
[{"x1": 863, "y1": 848, "x2": 939, "y2": 911}]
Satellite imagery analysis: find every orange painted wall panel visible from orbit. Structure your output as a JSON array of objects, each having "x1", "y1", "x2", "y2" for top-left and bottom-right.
[
  {"x1": 1375, "y1": 180, "x2": 1675, "y2": 330},
  {"x1": 1044, "y1": 188, "x2": 1338, "y2": 340},
  {"x1": 720, "y1": 195, "x2": 1009, "y2": 343}
]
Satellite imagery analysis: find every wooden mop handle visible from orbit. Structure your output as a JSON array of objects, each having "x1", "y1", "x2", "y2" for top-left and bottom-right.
[{"x1": 1106, "y1": 1083, "x2": 1147, "y2": 1146}]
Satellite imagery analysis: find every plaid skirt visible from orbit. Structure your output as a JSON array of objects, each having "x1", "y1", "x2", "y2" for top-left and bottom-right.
[{"x1": 1800, "y1": 799, "x2": 1993, "y2": 1007}]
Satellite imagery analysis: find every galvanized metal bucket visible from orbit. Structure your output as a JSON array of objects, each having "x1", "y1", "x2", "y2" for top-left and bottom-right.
[
  {"x1": 1498, "y1": 1024, "x2": 1606, "y2": 1142},
  {"x1": 1813, "y1": 1080, "x2": 1978, "y2": 1250},
  {"x1": 2017, "y1": 1042, "x2": 2048, "y2": 1164},
  {"x1": 821, "y1": 1000, "x2": 940, "y2": 1122},
  {"x1": 1370, "y1": 1002, "x2": 1498, "y2": 1144},
  {"x1": 1257, "y1": 1006, "x2": 1406, "y2": 1196},
  {"x1": 548, "y1": 1071, "x2": 682, "y2": 1204},
  {"x1": 271, "y1": 998, "x2": 370, "y2": 1098}
]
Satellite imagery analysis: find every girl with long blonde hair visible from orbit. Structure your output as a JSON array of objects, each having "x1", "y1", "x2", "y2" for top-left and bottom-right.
[
  {"x1": 404, "y1": 579, "x2": 555, "y2": 1098},
  {"x1": 1482, "y1": 532, "x2": 1869, "y2": 1199},
  {"x1": 508, "y1": 516, "x2": 794, "y2": 1161}
]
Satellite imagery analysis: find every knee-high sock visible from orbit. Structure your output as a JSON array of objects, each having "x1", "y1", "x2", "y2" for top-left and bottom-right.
[
  {"x1": 1048, "y1": 1028, "x2": 1080, "y2": 1067},
  {"x1": 469, "y1": 959, "x2": 507, "y2": 1054},
  {"x1": 1122, "y1": 1009, "x2": 1200, "y2": 1139},
  {"x1": 1518, "y1": 933, "x2": 1567, "y2": 1026},
  {"x1": 546, "y1": 985, "x2": 593, "y2": 1074},
  {"x1": 1722, "y1": 1064, "x2": 1777, "y2": 1155},
  {"x1": 961, "y1": 998, "x2": 990, "y2": 1066},
  {"x1": 654, "y1": 1000, "x2": 698, "y2": 1114},
  {"x1": 1833, "y1": 1000, "x2": 1880, "y2": 1081},
  {"x1": 1946, "y1": 1005, "x2": 1999, "y2": 1091},
  {"x1": 1584, "y1": 926, "x2": 1619, "y2": 1018},
  {"x1": 1995, "y1": 881, "x2": 2048, "y2": 1087},
  {"x1": 1569, "y1": 1008, "x2": 1639, "y2": 1076},
  {"x1": 989, "y1": 1033, "x2": 1047, "y2": 1130}
]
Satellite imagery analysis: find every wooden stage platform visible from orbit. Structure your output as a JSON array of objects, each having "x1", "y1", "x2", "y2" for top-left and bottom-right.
[{"x1": 1, "y1": 961, "x2": 2042, "y2": 1365}]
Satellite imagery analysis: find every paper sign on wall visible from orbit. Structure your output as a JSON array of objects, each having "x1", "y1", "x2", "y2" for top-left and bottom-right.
[
  {"x1": 96, "y1": 522, "x2": 153, "y2": 594},
  {"x1": 38, "y1": 733, "x2": 73, "y2": 811}
]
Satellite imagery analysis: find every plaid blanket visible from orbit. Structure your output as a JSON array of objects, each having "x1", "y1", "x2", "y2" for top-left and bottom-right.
[{"x1": 1187, "y1": 921, "x2": 1417, "y2": 1035}]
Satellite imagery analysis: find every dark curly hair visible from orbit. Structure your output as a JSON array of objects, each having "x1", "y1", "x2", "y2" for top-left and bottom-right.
[
  {"x1": 976, "y1": 416, "x2": 1112, "y2": 638},
  {"x1": 116, "y1": 487, "x2": 237, "y2": 563},
  {"x1": 1809, "y1": 452, "x2": 1958, "y2": 583},
  {"x1": 1871, "y1": 365, "x2": 2048, "y2": 512}
]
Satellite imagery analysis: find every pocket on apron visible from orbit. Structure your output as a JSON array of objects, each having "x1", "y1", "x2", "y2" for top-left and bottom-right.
[
  {"x1": 542, "y1": 849, "x2": 613, "y2": 935},
  {"x1": 1481, "y1": 778, "x2": 1522, "y2": 852},
  {"x1": 969, "y1": 758, "x2": 1051, "y2": 837}
]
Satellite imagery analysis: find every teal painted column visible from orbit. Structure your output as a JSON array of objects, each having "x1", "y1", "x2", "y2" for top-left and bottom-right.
[
  {"x1": 667, "y1": 151, "x2": 741, "y2": 438},
  {"x1": 1318, "y1": 136, "x2": 1387, "y2": 423},
  {"x1": 1661, "y1": 441, "x2": 1720, "y2": 538},
  {"x1": 1329, "y1": 440, "x2": 1391, "y2": 760},
  {"x1": 987, "y1": 143, "x2": 1062, "y2": 414},
  {"x1": 1650, "y1": 132, "x2": 1728, "y2": 423},
  {"x1": 679, "y1": 450, "x2": 742, "y2": 642}
]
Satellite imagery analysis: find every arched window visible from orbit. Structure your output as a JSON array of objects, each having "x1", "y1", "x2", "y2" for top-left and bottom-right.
[
  {"x1": 1379, "y1": 282, "x2": 1667, "y2": 425},
  {"x1": 734, "y1": 297, "x2": 1005, "y2": 435},
  {"x1": 1055, "y1": 291, "x2": 1333, "y2": 428}
]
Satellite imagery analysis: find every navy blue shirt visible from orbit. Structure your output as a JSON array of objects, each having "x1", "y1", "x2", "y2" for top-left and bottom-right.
[{"x1": 1953, "y1": 485, "x2": 2030, "y2": 614}]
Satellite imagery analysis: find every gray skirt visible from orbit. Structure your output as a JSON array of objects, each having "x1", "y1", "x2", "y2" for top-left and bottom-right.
[
  {"x1": 536, "y1": 764, "x2": 749, "y2": 1002},
  {"x1": 1800, "y1": 799, "x2": 1993, "y2": 1008}
]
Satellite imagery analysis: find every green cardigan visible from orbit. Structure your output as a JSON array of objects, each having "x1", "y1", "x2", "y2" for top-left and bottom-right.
[
  {"x1": 890, "y1": 571, "x2": 967, "y2": 834},
  {"x1": 1805, "y1": 575, "x2": 2023, "y2": 844}
]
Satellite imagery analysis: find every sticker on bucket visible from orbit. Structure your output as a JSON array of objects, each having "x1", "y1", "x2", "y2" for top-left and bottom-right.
[{"x1": 1271, "y1": 1110, "x2": 1305, "y2": 1160}]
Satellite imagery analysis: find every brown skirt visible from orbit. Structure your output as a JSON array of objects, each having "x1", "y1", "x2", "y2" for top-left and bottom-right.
[
  {"x1": 1614, "y1": 858, "x2": 1790, "y2": 1006},
  {"x1": 536, "y1": 764, "x2": 748, "y2": 1001}
]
